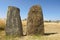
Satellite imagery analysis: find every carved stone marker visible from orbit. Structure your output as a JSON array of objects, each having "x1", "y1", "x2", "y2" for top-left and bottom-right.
[
  {"x1": 5, "y1": 6, "x2": 23, "y2": 37},
  {"x1": 27, "y1": 5, "x2": 44, "y2": 35}
]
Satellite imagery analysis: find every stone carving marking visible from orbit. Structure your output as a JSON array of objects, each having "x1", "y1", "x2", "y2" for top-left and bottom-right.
[
  {"x1": 5, "y1": 6, "x2": 23, "y2": 37},
  {"x1": 27, "y1": 5, "x2": 44, "y2": 35}
]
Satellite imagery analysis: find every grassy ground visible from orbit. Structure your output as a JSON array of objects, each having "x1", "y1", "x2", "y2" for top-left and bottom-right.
[
  {"x1": 0, "y1": 31, "x2": 60, "y2": 40},
  {"x1": 0, "y1": 20, "x2": 60, "y2": 40}
]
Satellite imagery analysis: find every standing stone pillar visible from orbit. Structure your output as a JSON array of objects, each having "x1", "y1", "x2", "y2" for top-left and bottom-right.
[
  {"x1": 27, "y1": 5, "x2": 44, "y2": 35},
  {"x1": 5, "y1": 6, "x2": 23, "y2": 37}
]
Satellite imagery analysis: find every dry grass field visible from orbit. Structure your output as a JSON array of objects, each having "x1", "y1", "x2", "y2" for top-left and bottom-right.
[
  {"x1": 0, "y1": 19, "x2": 60, "y2": 40},
  {"x1": 0, "y1": 19, "x2": 6, "y2": 29}
]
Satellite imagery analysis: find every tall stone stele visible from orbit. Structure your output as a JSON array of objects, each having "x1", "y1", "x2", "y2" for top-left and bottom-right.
[
  {"x1": 5, "y1": 6, "x2": 23, "y2": 37},
  {"x1": 27, "y1": 5, "x2": 44, "y2": 35}
]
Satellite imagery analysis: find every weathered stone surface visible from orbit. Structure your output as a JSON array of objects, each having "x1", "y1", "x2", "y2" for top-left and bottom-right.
[
  {"x1": 27, "y1": 5, "x2": 44, "y2": 35},
  {"x1": 5, "y1": 6, "x2": 23, "y2": 37}
]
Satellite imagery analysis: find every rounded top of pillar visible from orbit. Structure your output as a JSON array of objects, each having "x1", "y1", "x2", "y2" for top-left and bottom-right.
[
  {"x1": 31, "y1": 5, "x2": 41, "y2": 8},
  {"x1": 8, "y1": 6, "x2": 20, "y2": 11},
  {"x1": 29, "y1": 5, "x2": 42, "y2": 11}
]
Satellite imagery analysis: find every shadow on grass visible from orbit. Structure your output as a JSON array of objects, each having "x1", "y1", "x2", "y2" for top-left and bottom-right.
[
  {"x1": 0, "y1": 28, "x2": 4, "y2": 30},
  {"x1": 44, "y1": 33, "x2": 57, "y2": 36}
]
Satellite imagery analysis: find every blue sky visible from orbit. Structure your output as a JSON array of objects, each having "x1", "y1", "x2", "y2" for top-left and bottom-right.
[{"x1": 0, "y1": 0, "x2": 60, "y2": 20}]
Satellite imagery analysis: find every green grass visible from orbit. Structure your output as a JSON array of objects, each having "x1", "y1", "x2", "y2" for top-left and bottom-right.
[{"x1": 4, "y1": 35, "x2": 42, "y2": 40}]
